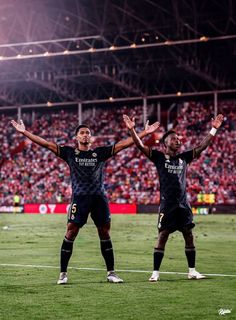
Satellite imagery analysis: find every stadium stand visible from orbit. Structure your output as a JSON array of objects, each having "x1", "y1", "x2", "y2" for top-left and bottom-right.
[{"x1": 0, "y1": 101, "x2": 235, "y2": 206}]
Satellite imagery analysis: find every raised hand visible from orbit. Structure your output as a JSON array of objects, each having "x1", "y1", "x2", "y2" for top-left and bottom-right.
[
  {"x1": 145, "y1": 120, "x2": 160, "y2": 134},
  {"x1": 123, "y1": 114, "x2": 135, "y2": 130},
  {"x1": 11, "y1": 119, "x2": 26, "y2": 133},
  {"x1": 212, "y1": 114, "x2": 224, "y2": 129}
]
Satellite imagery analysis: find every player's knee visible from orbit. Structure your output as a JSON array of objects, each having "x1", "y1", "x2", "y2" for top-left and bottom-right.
[
  {"x1": 97, "y1": 223, "x2": 110, "y2": 240},
  {"x1": 182, "y1": 228, "x2": 193, "y2": 237},
  {"x1": 158, "y1": 230, "x2": 170, "y2": 247},
  {"x1": 66, "y1": 223, "x2": 80, "y2": 240},
  {"x1": 182, "y1": 229, "x2": 194, "y2": 245}
]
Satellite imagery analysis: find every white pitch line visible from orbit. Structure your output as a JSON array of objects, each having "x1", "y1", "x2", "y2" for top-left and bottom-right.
[{"x1": 0, "y1": 263, "x2": 236, "y2": 277}]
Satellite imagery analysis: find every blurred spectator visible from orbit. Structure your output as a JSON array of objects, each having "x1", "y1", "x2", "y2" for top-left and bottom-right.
[{"x1": 0, "y1": 100, "x2": 235, "y2": 205}]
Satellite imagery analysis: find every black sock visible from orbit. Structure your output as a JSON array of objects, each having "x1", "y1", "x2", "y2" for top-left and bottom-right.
[
  {"x1": 185, "y1": 247, "x2": 196, "y2": 268},
  {"x1": 100, "y1": 238, "x2": 114, "y2": 272},
  {"x1": 60, "y1": 237, "x2": 74, "y2": 272},
  {"x1": 153, "y1": 248, "x2": 164, "y2": 271}
]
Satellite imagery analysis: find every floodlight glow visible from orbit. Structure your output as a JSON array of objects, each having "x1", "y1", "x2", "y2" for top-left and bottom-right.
[{"x1": 200, "y1": 36, "x2": 209, "y2": 41}]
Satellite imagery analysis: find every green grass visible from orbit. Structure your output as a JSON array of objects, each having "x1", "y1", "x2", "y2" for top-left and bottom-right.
[{"x1": 0, "y1": 214, "x2": 235, "y2": 320}]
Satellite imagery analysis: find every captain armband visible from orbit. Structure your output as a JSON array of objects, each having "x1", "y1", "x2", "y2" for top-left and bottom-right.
[{"x1": 209, "y1": 127, "x2": 217, "y2": 136}]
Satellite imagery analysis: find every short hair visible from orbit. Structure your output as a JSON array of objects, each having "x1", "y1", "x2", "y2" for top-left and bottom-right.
[
  {"x1": 75, "y1": 124, "x2": 90, "y2": 135},
  {"x1": 161, "y1": 130, "x2": 177, "y2": 146}
]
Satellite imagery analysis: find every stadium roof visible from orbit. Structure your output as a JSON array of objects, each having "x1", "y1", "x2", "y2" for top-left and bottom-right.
[{"x1": 0, "y1": 0, "x2": 236, "y2": 109}]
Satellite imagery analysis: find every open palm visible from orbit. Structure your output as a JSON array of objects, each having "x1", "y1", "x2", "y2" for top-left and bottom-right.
[
  {"x1": 145, "y1": 120, "x2": 160, "y2": 134},
  {"x1": 212, "y1": 114, "x2": 224, "y2": 129},
  {"x1": 11, "y1": 119, "x2": 25, "y2": 133},
  {"x1": 123, "y1": 114, "x2": 135, "y2": 130}
]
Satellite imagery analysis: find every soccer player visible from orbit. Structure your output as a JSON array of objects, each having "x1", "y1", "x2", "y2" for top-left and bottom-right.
[
  {"x1": 11, "y1": 118, "x2": 159, "y2": 284},
  {"x1": 123, "y1": 113, "x2": 224, "y2": 281}
]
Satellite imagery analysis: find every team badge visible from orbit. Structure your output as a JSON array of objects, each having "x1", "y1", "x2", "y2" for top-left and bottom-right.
[
  {"x1": 75, "y1": 149, "x2": 80, "y2": 155},
  {"x1": 179, "y1": 158, "x2": 183, "y2": 164},
  {"x1": 165, "y1": 154, "x2": 170, "y2": 163},
  {"x1": 92, "y1": 153, "x2": 97, "y2": 157}
]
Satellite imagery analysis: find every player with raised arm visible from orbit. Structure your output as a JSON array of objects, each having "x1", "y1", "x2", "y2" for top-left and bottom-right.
[
  {"x1": 123, "y1": 113, "x2": 224, "y2": 281},
  {"x1": 11, "y1": 118, "x2": 159, "y2": 284}
]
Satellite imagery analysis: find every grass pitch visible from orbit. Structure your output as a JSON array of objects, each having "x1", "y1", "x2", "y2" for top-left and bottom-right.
[{"x1": 0, "y1": 213, "x2": 235, "y2": 320}]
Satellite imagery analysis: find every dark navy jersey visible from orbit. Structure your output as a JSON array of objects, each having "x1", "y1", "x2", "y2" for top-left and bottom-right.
[
  {"x1": 149, "y1": 149, "x2": 195, "y2": 211},
  {"x1": 57, "y1": 145, "x2": 114, "y2": 195}
]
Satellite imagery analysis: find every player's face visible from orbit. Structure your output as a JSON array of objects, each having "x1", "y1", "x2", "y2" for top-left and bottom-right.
[
  {"x1": 76, "y1": 127, "x2": 92, "y2": 145},
  {"x1": 165, "y1": 133, "x2": 181, "y2": 151}
]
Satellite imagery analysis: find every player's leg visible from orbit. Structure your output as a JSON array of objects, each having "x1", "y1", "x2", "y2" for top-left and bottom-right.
[
  {"x1": 150, "y1": 209, "x2": 177, "y2": 282},
  {"x1": 97, "y1": 222, "x2": 114, "y2": 271},
  {"x1": 149, "y1": 229, "x2": 170, "y2": 282},
  {"x1": 91, "y1": 195, "x2": 123, "y2": 283},
  {"x1": 57, "y1": 195, "x2": 90, "y2": 284},
  {"x1": 96, "y1": 222, "x2": 123, "y2": 283},
  {"x1": 91, "y1": 195, "x2": 114, "y2": 273},
  {"x1": 182, "y1": 228, "x2": 205, "y2": 280},
  {"x1": 57, "y1": 222, "x2": 80, "y2": 284}
]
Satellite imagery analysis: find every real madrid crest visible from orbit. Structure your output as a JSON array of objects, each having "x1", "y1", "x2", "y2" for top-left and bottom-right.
[
  {"x1": 165, "y1": 154, "x2": 170, "y2": 162},
  {"x1": 75, "y1": 149, "x2": 80, "y2": 155}
]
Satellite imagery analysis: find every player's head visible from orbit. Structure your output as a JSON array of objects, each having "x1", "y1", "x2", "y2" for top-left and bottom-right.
[
  {"x1": 75, "y1": 124, "x2": 92, "y2": 146},
  {"x1": 161, "y1": 130, "x2": 181, "y2": 151}
]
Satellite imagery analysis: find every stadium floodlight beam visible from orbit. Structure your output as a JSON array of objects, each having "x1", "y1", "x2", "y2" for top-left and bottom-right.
[
  {"x1": 0, "y1": 34, "x2": 235, "y2": 62},
  {"x1": 0, "y1": 35, "x2": 101, "y2": 48}
]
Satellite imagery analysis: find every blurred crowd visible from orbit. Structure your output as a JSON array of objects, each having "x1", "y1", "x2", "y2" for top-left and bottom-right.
[{"x1": 0, "y1": 100, "x2": 235, "y2": 205}]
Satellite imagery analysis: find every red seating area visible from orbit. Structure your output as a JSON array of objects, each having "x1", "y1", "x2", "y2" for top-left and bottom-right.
[
  {"x1": 0, "y1": 100, "x2": 235, "y2": 205},
  {"x1": 174, "y1": 101, "x2": 236, "y2": 205}
]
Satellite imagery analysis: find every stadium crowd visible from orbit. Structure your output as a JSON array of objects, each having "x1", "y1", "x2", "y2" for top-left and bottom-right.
[{"x1": 0, "y1": 100, "x2": 235, "y2": 206}]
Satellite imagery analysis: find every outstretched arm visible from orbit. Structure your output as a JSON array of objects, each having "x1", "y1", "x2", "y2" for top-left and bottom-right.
[
  {"x1": 113, "y1": 129, "x2": 146, "y2": 155},
  {"x1": 194, "y1": 114, "x2": 224, "y2": 157},
  {"x1": 113, "y1": 117, "x2": 159, "y2": 155},
  {"x1": 11, "y1": 119, "x2": 57, "y2": 154},
  {"x1": 123, "y1": 114, "x2": 160, "y2": 157}
]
